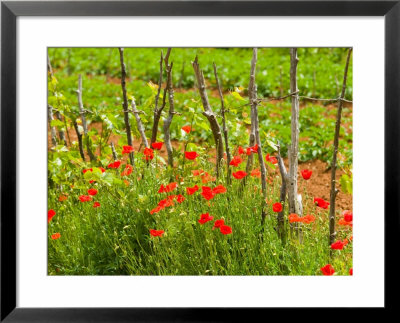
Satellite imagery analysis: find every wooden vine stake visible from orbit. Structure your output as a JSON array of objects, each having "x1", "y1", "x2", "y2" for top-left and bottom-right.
[
  {"x1": 118, "y1": 48, "x2": 134, "y2": 165},
  {"x1": 77, "y1": 74, "x2": 96, "y2": 162},
  {"x1": 329, "y1": 48, "x2": 352, "y2": 246},
  {"x1": 163, "y1": 48, "x2": 175, "y2": 168},
  {"x1": 248, "y1": 48, "x2": 268, "y2": 223},
  {"x1": 192, "y1": 56, "x2": 224, "y2": 178},
  {"x1": 288, "y1": 48, "x2": 303, "y2": 237},
  {"x1": 276, "y1": 142, "x2": 287, "y2": 242},
  {"x1": 131, "y1": 98, "x2": 149, "y2": 148},
  {"x1": 213, "y1": 62, "x2": 232, "y2": 185},
  {"x1": 150, "y1": 51, "x2": 167, "y2": 147}
]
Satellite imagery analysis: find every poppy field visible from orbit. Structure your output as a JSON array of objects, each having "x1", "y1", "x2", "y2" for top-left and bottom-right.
[{"x1": 47, "y1": 47, "x2": 353, "y2": 275}]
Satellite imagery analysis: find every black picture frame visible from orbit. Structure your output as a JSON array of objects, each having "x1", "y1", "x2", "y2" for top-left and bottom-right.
[{"x1": 1, "y1": 0, "x2": 398, "y2": 321}]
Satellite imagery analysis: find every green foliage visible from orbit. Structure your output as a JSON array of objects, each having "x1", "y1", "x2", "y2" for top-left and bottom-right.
[{"x1": 48, "y1": 154, "x2": 353, "y2": 275}]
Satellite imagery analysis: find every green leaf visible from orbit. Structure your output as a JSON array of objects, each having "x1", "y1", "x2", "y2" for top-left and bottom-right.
[
  {"x1": 340, "y1": 174, "x2": 352, "y2": 194},
  {"x1": 231, "y1": 92, "x2": 245, "y2": 101},
  {"x1": 101, "y1": 172, "x2": 115, "y2": 186},
  {"x1": 50, "y1": 119, "x2": 65, "y2": 128},
  {"x1": 266, "y1": 139, "x2": 278, "y2": 151}
]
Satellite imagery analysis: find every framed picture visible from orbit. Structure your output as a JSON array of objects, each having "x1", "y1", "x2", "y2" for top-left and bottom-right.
[{"x1": 1, "y1": 0, "x2": 398, "y2": 320}]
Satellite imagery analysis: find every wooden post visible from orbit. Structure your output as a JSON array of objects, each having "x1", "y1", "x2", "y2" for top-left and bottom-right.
[
  {"x1": 192, "y1": 56, "x2": 224, "y2": 177},
  {"x1": 163, "y1": 48, "x2": 175, "y2": 168},
  {"x1": 213, "y1": 62, "x2": 232, "y2": 185},
  {"x1": 118, "y1": 48, "x2": 134, "y2": 165},
  {"x1": 329, "y1": 48, "x2": 352, "y2": 245},
  {"x1": 287, "y1": 48, "x2": 302, "y2": 217},
  {"x1": 249, "y1": 48, "x2": 268, "y2": 224},
  {"x1": 150, "y1": 51, "x2": 167, "y2": 146},
  {"x1": 276, "y1": 142, "x2": 287, "y2": 242},
  {"x1": 77, "y1": 74, "x2": 96, "y2": 162},
  {"x1": 47, "y1": 104, "x2": 57, "y2": 147}
]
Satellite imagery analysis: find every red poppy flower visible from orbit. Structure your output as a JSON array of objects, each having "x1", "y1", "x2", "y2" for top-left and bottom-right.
[
  {"x1": 186, "y1": 185, "x2": 199, "y2": 195},
  {"x1": 58, "y1": 195, "x2": 68, "y2": 202},
  {"x1": 89, "y1": 180, "x2": 96, "y2": 184},
  {"x1": 250, "y1": 169, "x2": 261, "y2": 178},
  {"x1": 121, "y1": 164, "x2": 133, "y2": 176},
  {"x1": 301, "y1": 169, "x2": 312, "y2": 180},
  {"x1": 48, "y1": 209, "x2": 56, "y2": 223},
  {"x1": 143, "y1": 147, "x2": 154, "y2": 161},
  {"x1": 201, "y1": 172, "x2": 216, "y2": 183},
  {"x1": 158, "y1": 198, "x2": 174, "y2": 208},
  {"x1": 51, "y1": 232, "x2": 61, "y2": 240},
  {"x1": 108, "y1": 160, "x2": 121, "y2": 169},
  {"x1": 201, "y1": 186, "x2": 215, "y2": 201},
  {"x1": 182, "y1": 125, "x2": 192, "y2": 134},
  {"x1": 288, "y1": 213, "x2": 301, "y2": 223},
  {"x1": 87, "y1": 188, "x2": 98, "y2": 196},
  {"x1": 320, "y1": 264, "x2": 335, "y2": 276},
  {"x1": 349, "y1": 268, "x2": 353, "y2": 275},
  {"x1": 265, "y1": 154, "x2": 278, "y2": 164},
  {"x1": 229, "y1": 155, "x2": 243, "y2": 167},
  {"x1": 192, "y1": 169, "x2": 204, "y2": 176},
  {"x1": 213, "y1": 219, "x2": 225, "y2": 230},
  {"x1": 213, "y1": 185, "x2": 227, "y2": 194},
  {"x1": 314, "y1": 197, "x2": 330, "y2": 209},
  {"x1": 93, "y1": 202, "x2": 101, "y2": 208},
  {"x1": 151, "y1": 142, "x2": 163, "y2": 150},
  {"x1": 338, "y1": 218, "x2": 353, "y2": 227},
  {"x1": 122, "y1": 145, "x2": 134, "y2": 154},
  {"x1": 185, "y1": 151, "x2": 198, "y2": 160},
  {"x1": 238, "y1": 146, "x2": 245, "y2": 155},
  {"x1": 331, "y1": 240, "x2": 345, "y2": 250},
  {"x1": 232, "y1": 171, "x2": 247, "y2": 179},
  {"x1": 343, "y1": 210, "x2": 353, "y2": 222},
  {"x1": 99, "y1": 167, "x2": 106, "y2": 173},
  {"x1": 246, "y1": 144, "x2": 258, "y2": 155},
  {"x1": 220, "y1": 225, "x2": 232, "y2": 235},
  {"x1": 150, "y1": 229, "x2": 164, "y2": 237},
  {"x1": 158, "y1": 182, "x2": 178, "y2": 193},
  {"x1": 150, "y1": 206, "x2": 163, "y2": 214},
  {"x1": 79, "y1": 195, "x2": 92, "y2": 202},
  {"x1": 175, "y1": 194, "x2": 185, "y2": 204},
  {"x1": 198, "y1": 213, "x2": 214, "y2": 224},
  {"x1": 301, "y1": 214, "x2": 316, "y2": 224},
  {"x1": 83, "y1": 168, "x2": 93, "y2": 174},
  {"x1": 272, "y1": 202, "x2": 283, "y2": 213}
]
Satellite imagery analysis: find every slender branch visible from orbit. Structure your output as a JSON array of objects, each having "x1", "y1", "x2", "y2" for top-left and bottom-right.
[
  {"x1": 163, "y1": 48, "x2": 174, "y2": 167},
  {"x1": 213, "y1": 62, "x2": 232, "y2": 185},
  {"x1": 76, "y1": 74, "x2": 96, "y2": 162},
  {"x1": 150, "y1": 50, "x2": 164, "y2": 146},
  {"x1": 131, "y1": 98, "x2": 149, "y2": 148},
  {"x1": 192, "y1": 55, "x2": 224, "y2": 177},
  {"x1": 244, "y1": 50, "x2": 257, "y2": 181},
  {"x1": 250, "y1": 48, "x2": 268, "y2": 224},
  {"x1": 119, "y1": 48, "x2": 134, "y2": 165},
  {"x1": 111, "y1": 142, "x2": 118, "y2": 161},
  {"x1": 73, "y1": 119, "x2": 85, "y2": 161},
  {"x1": 329, "y1": 48, "x2": 352, "y2": 246},
  {"x1": 55, "y1": 111, "x2": 67, "y2": 146},
  {"x1": 47, "y1": 104, "x2": 57, "y2": 147},
  {"x1": 276, "y1": 142, "x2": 287, "y2": 242}
]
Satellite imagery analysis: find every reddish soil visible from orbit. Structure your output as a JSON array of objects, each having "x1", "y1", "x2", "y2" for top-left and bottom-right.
[{"x1": 283, "y1": 159, "x2": 351, "y2": 213}]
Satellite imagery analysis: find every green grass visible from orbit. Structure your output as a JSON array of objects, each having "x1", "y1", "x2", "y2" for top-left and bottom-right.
[{"x1": 48, "y1": 150, "x2": 353, "y2": 275}]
